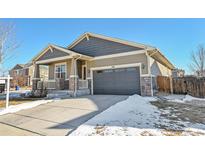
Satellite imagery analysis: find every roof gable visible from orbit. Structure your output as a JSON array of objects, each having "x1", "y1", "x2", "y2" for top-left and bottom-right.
[
  {"x1": 37, "y1": 47, "x2": 70, "y2": 61},
  {"x1": 11, "y1": 64, "x2": 24, "y2": 70},
  {"x1": 70, "y1": 35, "x2": 144, "y2": 57},
  {"x1": 32, "y1": 44, "x2": 93, "y2": 63}
]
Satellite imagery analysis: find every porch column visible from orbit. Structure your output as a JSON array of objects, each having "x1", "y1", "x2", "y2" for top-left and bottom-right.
[
  {"x1": 69, "y1": 58, "x2": 78, "y2": 95},
  {"x1": 32, "y1": 63, "x2": 40, "y2": 91}
]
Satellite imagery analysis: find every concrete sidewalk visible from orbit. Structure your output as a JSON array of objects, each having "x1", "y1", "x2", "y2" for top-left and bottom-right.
[{"x1": 0, "y1": 95, "x2": 128, "y2": 136}]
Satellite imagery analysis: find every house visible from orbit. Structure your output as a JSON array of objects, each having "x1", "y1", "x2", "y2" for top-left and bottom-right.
[
  {"x1": 172, "y1": 68, "x2": 185, "y2": 77},
  {"x1": 32, "y1": 32, "x2": 174, "y2": 96},
  {"x1": 195, "y1": 70, "x2": 205, "y2": 77},
  {"x1": 9, "y1": 63, "x2": 48, "y2": 88},
  {"x1": 10, "y1": 64, "x2": 27, "y2": 87}
]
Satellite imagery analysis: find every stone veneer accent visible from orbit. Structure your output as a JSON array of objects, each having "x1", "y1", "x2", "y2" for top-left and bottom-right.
[
  {"x1": 141, "y1": 76, "x2": 152, "y2": 96},
  {"x1": 69, "y1": 77, "x2": 78, "y2": 91},
  {"x1": 32, "y1": 79, "x2": 40, "y2": 91}
]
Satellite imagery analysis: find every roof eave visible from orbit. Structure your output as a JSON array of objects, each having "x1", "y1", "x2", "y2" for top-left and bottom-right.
[{"x1": 147, "y1": 49, "x2": 175, "y2": 70}]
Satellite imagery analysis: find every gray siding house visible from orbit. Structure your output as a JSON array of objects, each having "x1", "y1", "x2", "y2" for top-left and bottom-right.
[{"x1": 32, "y1": 32, "x2": 174, "y2": 96}]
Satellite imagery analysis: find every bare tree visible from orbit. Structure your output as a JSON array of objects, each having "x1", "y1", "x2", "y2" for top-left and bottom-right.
[
  {"x1": 190, "y1": 45, "x2": 205, "y2": 77},
  {"x1": 0, "y1": 21, "x2": 19, "y2": 75}
]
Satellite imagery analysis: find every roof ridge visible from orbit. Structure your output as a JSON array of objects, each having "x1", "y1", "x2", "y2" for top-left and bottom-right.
[
  {"x1": 68, "y1": 32, "x2": 157, "y2": 50},
  {"x1": 86, "y1": 32, "x2": 157, "y2": 49}
]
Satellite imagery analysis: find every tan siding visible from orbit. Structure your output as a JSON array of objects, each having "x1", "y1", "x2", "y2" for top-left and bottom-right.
[
  {"x1": 87, "y1": 53, "x2": 148, "y2": 77},
  {"x1": 150, "y1": 56, "x2": 172, "y2": 76},
  {"x1": 49, "y1": 63, "x2": 55, "y2": 79},
  {"x1": 28, "y1": 65, "x2": 34, "y2": 77}
]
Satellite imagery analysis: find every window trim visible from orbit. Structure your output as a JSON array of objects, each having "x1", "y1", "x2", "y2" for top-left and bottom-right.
[
  {"x1": 54, "y1": 62, "x2": 67, "y2": 79},
  {"x1": 81, "y1": 64, "x2": 87, "y2": 80}
]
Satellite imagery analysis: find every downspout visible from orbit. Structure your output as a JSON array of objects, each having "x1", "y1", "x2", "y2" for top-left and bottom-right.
[{"x1": 73, "y1": 55, "x2": 81, "y2": 97}]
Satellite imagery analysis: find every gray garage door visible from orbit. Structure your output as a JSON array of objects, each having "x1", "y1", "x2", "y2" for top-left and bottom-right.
[{"x1": 93, "y1": 67, "x2": 141, "y2": 95}]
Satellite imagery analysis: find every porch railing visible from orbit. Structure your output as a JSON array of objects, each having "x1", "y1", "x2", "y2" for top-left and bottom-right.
[
  {"x1": 37, "y1": 80, "x2": 56, "y2": 90},
  {"x1": 37, "y1": 79, "x2": 88, "y2": 90},
  {"x1": 45, "y1": 80, "x2": 56, "y2": 89},
  {"x1": 79, "y1": 79, "x2": 88, "y2": 89}
]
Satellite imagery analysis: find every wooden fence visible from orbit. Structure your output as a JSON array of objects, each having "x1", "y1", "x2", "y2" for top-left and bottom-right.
[
  {"x1": 156, "y1": 76, "x2": 171, "y2": 93},
  {"x1": 172, "y1": 77, "x2": 205, "y2": 98},
  {"x1": 156, "y1": 76, "x2": 205, "y2": 98}
]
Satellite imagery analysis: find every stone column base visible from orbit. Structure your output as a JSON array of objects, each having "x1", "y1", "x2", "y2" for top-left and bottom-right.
[
  {"x1": 32, "y1": 79, "x2": 40, "y2": 91},
  {"x1": 69, "y1": 77, "x2": 78, "y2": 91},
  {"x1": 141, "y1": 76, "x2": 152, "y2": 96}
]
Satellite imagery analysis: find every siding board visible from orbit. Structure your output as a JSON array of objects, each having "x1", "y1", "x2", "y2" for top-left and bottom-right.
[
  {"x1": 38, "y1": 48, "x2": 70, "y2": 61},
  {"x1": 71, "y1": 37, "x2": 143, "y2": 56}
]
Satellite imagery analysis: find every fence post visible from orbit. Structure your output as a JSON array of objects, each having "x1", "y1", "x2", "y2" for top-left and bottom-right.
[
  {"x1": 6, "y1": 75, "x2": 10, "y2": 109},
  {"x1": 170, "y1": 76, "x2": 173, "y2": 94}
]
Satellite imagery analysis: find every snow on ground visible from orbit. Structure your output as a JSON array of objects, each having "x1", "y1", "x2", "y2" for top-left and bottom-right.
[
  {"x1": 0, "y1": 90, "x2": 31, "y2": 99},
  {"x1": 163, "y1": 94, "x2": 185, "y2": 101},
  {"x1": 70, "y1": 95, "x2": 205, "y2": 136},
  {"x1": 0, "y1": 99, "x2": 53, "y2": 115},
  {"x1": 164, "y1": 94, "x2": 205, "y2": 106}
]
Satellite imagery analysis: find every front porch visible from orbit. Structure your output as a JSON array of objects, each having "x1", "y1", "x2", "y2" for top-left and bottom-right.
[{"x1": 32, "y1": 44, "x2": 93, "y2": 97}]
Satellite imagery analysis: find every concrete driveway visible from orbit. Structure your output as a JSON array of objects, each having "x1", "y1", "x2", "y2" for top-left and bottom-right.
[{"x1": 0, "y1": 95, "x2": 128, "y2": 136}]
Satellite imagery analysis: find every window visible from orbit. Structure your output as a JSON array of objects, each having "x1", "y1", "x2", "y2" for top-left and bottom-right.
[
  {"x1": 104, "y1": 69, "x2": 113, "y2": 73},
  {"x1": 115, "y1": 68, "x2": 125, "y2": 72},
  {"x1": 126, "y1": 67, "x2": 136, "y2": 72},
  {"x1": 97, "y1": 70, "x2": 103, "y2": 74},
  {"x1": 55, "y1": 63, "x2": 66, "y2": 79},
  {"x1": 15, "y1": 70, "x2": 20, "y2": 75}
]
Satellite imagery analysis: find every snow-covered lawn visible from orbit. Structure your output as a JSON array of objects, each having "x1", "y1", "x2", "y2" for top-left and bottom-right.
[
  {"x1": 0, "y1": 90, "x2": 31, "y2": 99},
  {"x1": 0, "y1": 99, "x2": 53, "y2": 115},
  {"x1": 70, "y1": 95, "x2": 205, "y2": 136}
]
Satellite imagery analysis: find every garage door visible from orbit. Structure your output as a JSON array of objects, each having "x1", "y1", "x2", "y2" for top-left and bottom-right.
[{"x1": 93, "y1": 67, "x2": 141, "y2": 95}]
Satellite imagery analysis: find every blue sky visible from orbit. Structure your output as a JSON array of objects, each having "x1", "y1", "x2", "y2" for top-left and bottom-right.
[{"x1": 2, "y1": 18, "x2": 205, "y2": 74}]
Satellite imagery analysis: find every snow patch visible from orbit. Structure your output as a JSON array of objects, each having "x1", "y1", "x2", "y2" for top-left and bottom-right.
[
  {"x1": 70, "y1": 94, "x2": 205, "y2": 136},
  {"x1": 70, "y1": 95, "x2": 162, "y2": 136},
  {"x1": 143, "y1": 96, "x2": 158, "y2": 102},
  {"x1": 165, "y1": 94, "x2": 205, "y2": 106}
]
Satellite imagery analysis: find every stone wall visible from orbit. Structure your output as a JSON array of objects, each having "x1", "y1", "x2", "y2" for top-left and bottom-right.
[{"x1": 141, "y1": 76, "x2": 152, "y2": 96}]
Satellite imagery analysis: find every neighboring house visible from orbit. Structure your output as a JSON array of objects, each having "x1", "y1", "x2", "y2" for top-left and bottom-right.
[
  {"x1": 9, "y1": 63, "x2": 48, "y2": 88},
  {"x1": 32, "y1": 32, "x2": 174, "y2": 96},
  {"x1": 195, "y1": 70, "x2": 205, "y2": 77},
  {"x1": 9, "y1": 64, "x2": 27, "y2": 87},
  {"x1": 172, "y1": 68, "x2": 185, "y2": 77}
]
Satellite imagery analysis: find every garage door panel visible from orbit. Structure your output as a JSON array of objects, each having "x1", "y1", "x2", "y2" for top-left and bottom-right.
[{"x1": 93, "y1": 67, "x2": 141, "y2": 95}]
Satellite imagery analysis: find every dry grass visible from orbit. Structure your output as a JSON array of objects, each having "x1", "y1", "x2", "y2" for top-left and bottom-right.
[
  {"x1": 140, "y1": 131, "x2": 155, "y2": 136},
  {"x1": 95, "y1": 125, "x2": 106, "y2": 135},
  {"x1": 0, "y1": 98, "x2": 41, "y2": 108},
  {"x1": 162, "y1": 130, "x2": 183, "y2": 136}
]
